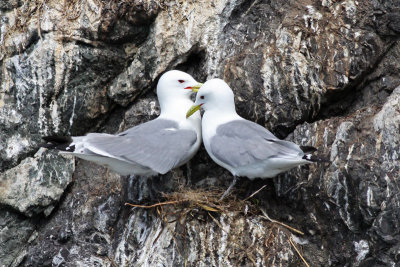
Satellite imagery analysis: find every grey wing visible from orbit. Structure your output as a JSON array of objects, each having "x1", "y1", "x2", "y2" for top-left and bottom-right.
[
  {"x1": 210, "y1": 120, "x2": 304, "y2": 168},
  {"x1": 118, "y1": 119, "x2": 177, "y2": 136},
  {"x1": 84, "y1": 119, "x2": 198, "y2": 174}
]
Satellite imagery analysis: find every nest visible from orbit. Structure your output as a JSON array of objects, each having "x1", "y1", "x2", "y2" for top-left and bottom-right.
[
  {"x1": 125, "y1": 185, "x2": 310, "y2": 267},
  {"x1": 125, "y1": 186, "x2": 263, "y2": 215}
]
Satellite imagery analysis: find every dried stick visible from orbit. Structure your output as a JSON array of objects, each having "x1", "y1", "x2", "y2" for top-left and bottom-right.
[
  {"x1": 289, "y1": 237, "x2": 310, "y2": 267},
  {"x1": 125, "y1": 200, "x2": 184, "y2": 208},
  {"x1": 260, "y1": 208, "x2": 304, "y2": 235},
  {"x1": 243, "y1": 184, "x2": 268, "y2": 201}
]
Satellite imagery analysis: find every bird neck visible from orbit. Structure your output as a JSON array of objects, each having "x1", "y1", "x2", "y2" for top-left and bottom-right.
[
  {"x1": 203, "y1": 106, "x2": 242, "y2": 127},
  {"x1": 159, "y1": 97, "x2": 194, "y2": 121},
  {"x1": 205, "y1": 99, "x2": 239, "y2": 119}
]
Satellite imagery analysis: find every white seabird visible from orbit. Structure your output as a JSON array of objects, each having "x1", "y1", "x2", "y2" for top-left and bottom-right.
[
  {"x1": 186, "y1": 78, "x2": 320, "y2": 198},
  {"x1": 43, "y1": 70, "x2": 203, "y2": 176}
]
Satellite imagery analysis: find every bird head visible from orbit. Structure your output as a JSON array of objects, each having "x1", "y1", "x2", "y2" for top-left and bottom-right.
[
  {"x1": 157, "y1": 70, "x2": 203, "y2": 101},
  {"x1": 186, "y1": 78, "x2": 236, "y2": 118}
]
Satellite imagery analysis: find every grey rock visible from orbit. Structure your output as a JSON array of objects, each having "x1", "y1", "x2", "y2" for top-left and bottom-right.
[
  {"x1": 0, "y1": 148, "x2": 74, "y2": 217},
  {"x1": 19, "y1": 160, "x2": 122, "y2": 266},
  {"x1": 281, "y1": 85, "x2": 400, "y2": 265},
  {"x1": 0, "y1": 210, "x2": 35, "y2": 267}
]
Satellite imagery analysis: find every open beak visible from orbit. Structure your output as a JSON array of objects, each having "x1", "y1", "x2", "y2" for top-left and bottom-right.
[
  {"x1": 186, "y1": 104, "x2": 202, "y2": 118},
  {"x1": 184, "y1": 83, "x2": 203, "y2": 92}
]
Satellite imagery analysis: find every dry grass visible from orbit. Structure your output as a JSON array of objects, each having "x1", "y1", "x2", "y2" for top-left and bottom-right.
[
  {"x1": 1, "y1": 0, "x2": 49, "y2": 56},
  {"x1": 125, "y1": 187, "x2": 258, "y2": 215}
]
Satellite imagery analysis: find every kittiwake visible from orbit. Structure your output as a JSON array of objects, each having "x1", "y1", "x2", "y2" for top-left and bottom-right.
[
  {"x1": 43, "y1": 70, "x2": 203, "y2": 176},
  {"x1": 186, "y1": 78, "x2": 321, "y2": 198}
]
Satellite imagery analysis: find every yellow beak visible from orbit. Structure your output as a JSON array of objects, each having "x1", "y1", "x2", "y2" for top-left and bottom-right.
[
  {"x1": 186, "y1": 104, "x2": 202, "y2": 118},
  {"x1": 191, "y1": 83, "x2": 203, "y2": 92}
]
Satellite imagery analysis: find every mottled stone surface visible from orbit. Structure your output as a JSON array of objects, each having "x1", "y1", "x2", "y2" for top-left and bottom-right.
[
  {"x1": 0, "y1": 148, "x2": 74, "y2": 217},
  {"x1": 0, "y1": 210, "x2": 35, "y2": 267},
  {"x1": 283, "y1": 87, "x2": 400, "y2": 265},
  {"x1": 0, "y1": 0, "x2": 399, "y2": 266},
  {"x1": 18, "y1": 160, "x2": 122, "y2": 267}
]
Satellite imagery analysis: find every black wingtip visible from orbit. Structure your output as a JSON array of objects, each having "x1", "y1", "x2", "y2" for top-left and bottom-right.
[
  {"x1": 303, "y1": 154, "x2": 331, "y2": 163},
  {"x1": 299, "y1": 145, "x2": 330, "y2": 163},
  {"x1": 40, "y1": 136, "x2": 74, "y2": 151},
  {"x1": 42, "y1": 136, "x2": 73, "y2": 143}
]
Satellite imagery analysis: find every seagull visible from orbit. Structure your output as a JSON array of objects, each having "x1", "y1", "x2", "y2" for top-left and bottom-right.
[
  {"x1": 186, "y1": 78, "x2": 321, "y2": 199},
  {"x1": 42, "y1": 70, "x2": 203, "y2": 177}
]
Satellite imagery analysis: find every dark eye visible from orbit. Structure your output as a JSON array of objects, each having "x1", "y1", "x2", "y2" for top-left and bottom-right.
[
  {"x1": 200, "y1": 96, "x2": 204, "y2": 99},
  {"x1": 178, "y1": 80, "x2": 185, "y2": 83}
]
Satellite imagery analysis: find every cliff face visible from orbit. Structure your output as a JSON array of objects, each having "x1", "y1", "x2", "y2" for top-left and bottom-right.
[{"x1": 1, "y1": 0, "x2": 399, "y2": 266}]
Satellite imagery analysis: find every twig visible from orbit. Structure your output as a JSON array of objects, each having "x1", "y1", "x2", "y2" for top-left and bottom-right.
[
  {"x1": 208, "y1": 212, "x2": 229, "y2": 234},
  {"x1": 152, "y1": 224, "x2": 164, "y2": 245},
  {"x1": 243, "y1": 184, "x2": 267, "y2": 201},
  {"x1": 246, "y1": 251, "x2": 257, "y2": 267},
  {"x1": 196, "y1": 202, "x2": 221, "y2": 212},
  {"x1": 56, "y1": 35, "x2": 100, "y2": 47},
  {"x1": 165, "y1": 214, "x2": 182, "y2": 256},
  {"x1": 260, "y1": 208, "x2": 304, "y2": 235},
  {"x1": 125, "y1": 200, "x2": 184, "y2": 208},
  {"x1": 37, "y1": 1, "x2": 43, "y2": 40},
  {"x1": 288, "y1": 237, "x2": 310, "y2": 267}
]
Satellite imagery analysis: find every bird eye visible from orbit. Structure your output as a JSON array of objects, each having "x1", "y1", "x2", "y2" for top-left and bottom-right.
[
  {"x1": 178, "y1": 80, "x2": 185, "y2": 83},
  {"x1": 200, "y1": 96, "x2": 204, "y2": 99}
]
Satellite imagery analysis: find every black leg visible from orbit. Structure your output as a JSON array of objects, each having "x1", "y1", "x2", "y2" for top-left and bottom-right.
[{"x1": 219, "y1": 176, "x2": 238, "y2": 201}]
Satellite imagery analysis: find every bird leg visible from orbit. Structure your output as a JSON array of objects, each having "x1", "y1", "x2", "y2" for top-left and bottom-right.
[
  {"x1": 125, "y1": 174, "x2": 137, "y2": 203},
  {"x1": 219, "y1": 176, "x2": 238, "y2": 201},
  {"x1": 185, "y1": 161, "x2": 192, "y2": 186}
]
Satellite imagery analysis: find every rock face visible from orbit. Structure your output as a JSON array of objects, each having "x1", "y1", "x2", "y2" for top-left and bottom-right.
[
  {"x1": 0, "y1": 148, "x2": 74, "y2": 217},
  {"x1": 1, "y1": 0, "x2": 399, "y2": 266}
]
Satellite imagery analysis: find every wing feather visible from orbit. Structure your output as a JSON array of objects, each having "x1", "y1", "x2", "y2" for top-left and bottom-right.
[
  {"x1": 210, "y1": 120, "x2": 304, "y2": 168},
  {"x1": 83, "y1": 119, "x2": 197, "y2": 174}
]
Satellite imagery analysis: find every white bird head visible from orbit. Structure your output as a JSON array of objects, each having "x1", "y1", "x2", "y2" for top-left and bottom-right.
[
  {"x1": 157, "y1": 70, "x2": 202, "y2": 101},
  {"x1": 186, "y1": 78, "x2": 236, "y2": 118}
]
